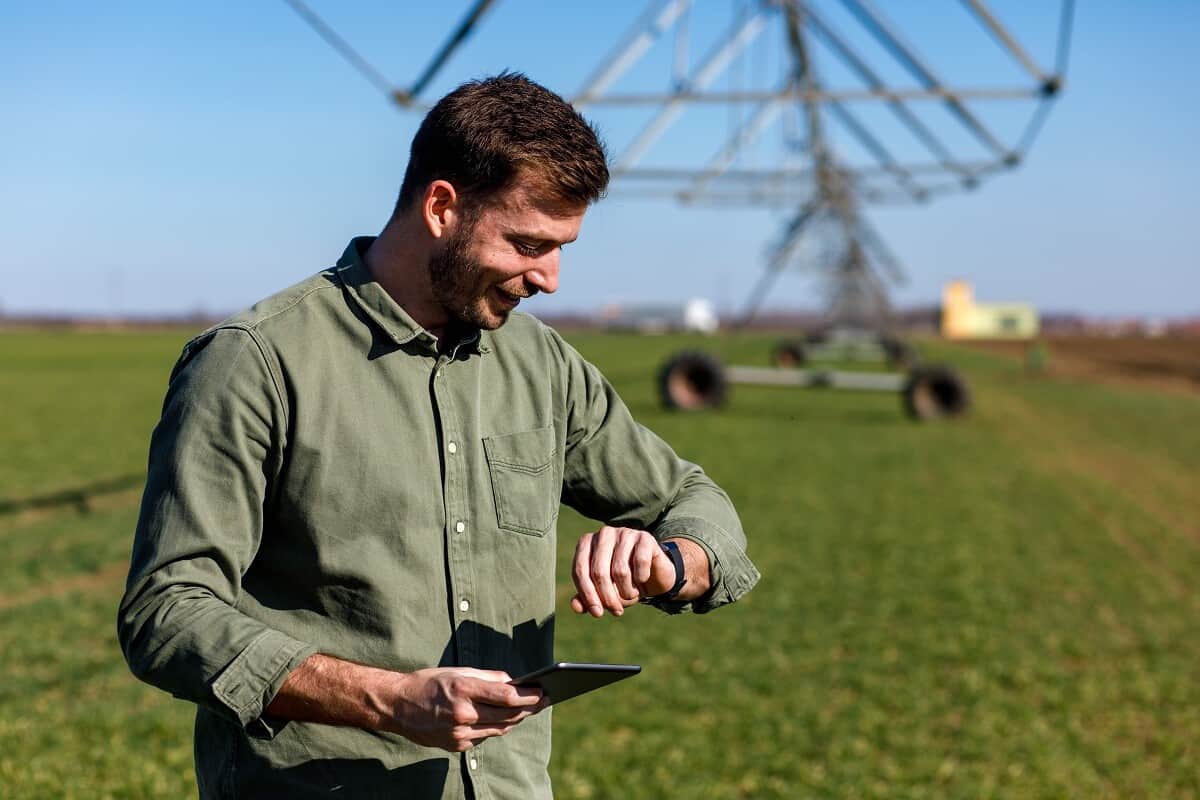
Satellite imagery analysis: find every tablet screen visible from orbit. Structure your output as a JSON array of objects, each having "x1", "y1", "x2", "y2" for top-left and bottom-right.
[{"x1": 510, "y1": 662, "x2": 641, "y2": 706}]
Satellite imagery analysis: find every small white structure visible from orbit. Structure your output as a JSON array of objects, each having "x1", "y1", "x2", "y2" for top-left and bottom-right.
[{"x1": 599, "y1": 299, "x2": 719, "y2": 335}]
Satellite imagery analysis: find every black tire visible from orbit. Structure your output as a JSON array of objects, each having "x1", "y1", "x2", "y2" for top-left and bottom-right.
[
  {"x1": 880, "y1": 335, "x2": 917, "y2": 368},
  {"x1": 902, "y1": 365, "x2": 971, "y2": 420},
  {"x1": 770, "y1": 339, "x2": 807, "y2": 368},
  {"x1": 658, "y1": 351, "x2": 728, "y2": 410}
]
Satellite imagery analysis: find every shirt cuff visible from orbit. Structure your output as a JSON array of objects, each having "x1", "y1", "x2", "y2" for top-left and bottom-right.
[
  {"x1": 210, "y1": 629, "x2": 318, "y2": 739},
  {"x1": 654, "y1": 517, "x2": 760, "y2": 615}
]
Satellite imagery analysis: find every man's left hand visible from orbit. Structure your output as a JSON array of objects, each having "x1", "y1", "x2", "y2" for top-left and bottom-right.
[{"x1": 570, "y1": 527, "x2": 710, "y2": 617}]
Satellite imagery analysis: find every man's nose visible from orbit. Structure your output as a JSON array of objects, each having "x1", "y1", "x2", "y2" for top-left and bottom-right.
[{"x1": 525, "y1": 250, "x2": 560, "y2": 295}]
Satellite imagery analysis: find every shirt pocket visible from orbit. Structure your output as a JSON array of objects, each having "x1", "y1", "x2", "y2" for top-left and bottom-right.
[{"x1": 483, "y1": 426, "x2": 558, "y2": 537}]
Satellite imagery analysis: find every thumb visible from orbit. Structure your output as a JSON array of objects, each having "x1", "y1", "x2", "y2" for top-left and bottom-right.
[{"x1": 641, "y1": 544, "x2": 677, "y2": 596}]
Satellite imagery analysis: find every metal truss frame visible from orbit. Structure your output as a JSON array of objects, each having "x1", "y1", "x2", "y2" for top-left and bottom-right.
[
  {"x1": 568, "y1": 0, "x2": 1073, "y2": 324},
  {"x1": 283, "y1": 0, "x2": 1075, "y2": 326}
]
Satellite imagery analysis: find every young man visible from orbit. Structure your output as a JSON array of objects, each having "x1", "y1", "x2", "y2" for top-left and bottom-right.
[{"x1": 119, "y1": 73, "x2": 759, "y2": 799}]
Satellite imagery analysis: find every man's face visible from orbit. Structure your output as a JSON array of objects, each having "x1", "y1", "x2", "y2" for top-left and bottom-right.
[{"x1": 428, "y1": 184, "x2": 585, "y2": 330}]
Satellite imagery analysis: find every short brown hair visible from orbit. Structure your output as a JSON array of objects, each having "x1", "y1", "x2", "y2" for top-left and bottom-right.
[{"x1": 396, "y1": 72, "x2": 609, "y2": 213}]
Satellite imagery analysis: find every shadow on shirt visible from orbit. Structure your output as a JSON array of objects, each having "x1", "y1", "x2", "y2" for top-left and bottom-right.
[
  {"x1": 216, "y1": 617, "x2": 553, "y2": 798},
  {"x1": 236, "y1": 755, "x2": 451, "y2": 798},
  {"x1": 438, "y1": 616, "x2": 555, "y2": 678}
]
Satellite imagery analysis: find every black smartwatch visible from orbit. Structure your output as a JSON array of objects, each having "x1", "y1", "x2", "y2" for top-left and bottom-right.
[{"x1": 641, "y1": 540, "x2": 687, "y2": 604}]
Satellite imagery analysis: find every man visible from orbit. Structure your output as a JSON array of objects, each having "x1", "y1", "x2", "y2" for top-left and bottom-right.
[{"x1": 119, "y1": 73, "x2": 759, "y2": 799}]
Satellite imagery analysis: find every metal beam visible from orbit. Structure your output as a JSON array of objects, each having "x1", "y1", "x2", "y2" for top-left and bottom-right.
[
  {"x1": 613, "y1": 8, "x2": 771, "y2": 172},
  {"x1": 620, "y1": 186, "x2": 960, "y2": 207},
  {"x1": 616, "y1": 160, "x2": 999, "y2": 182},
  {"x1": 803, "y1": 5, "x2": 969, "y2": 180},
  {"x1": 1055, "y1": 0, "x2": 1076, "y2": 78},
  {"x1": 854, "y1": 217, "x2": 906, "y2": 284},
  {"x1": 573, "y1": 0, "x2": 693, "y2": 105},
  {"x1": 739, "y1": 200, "x2": 821, "y2": 324},
  {"x1": 838, "y1": 0, "x2": 1010, "y2": 157},
  {"x1": 581, "y1": 86, "x2": 1041, "y2": 105},
  {"x1": 726, "y1": 366, "x2": 906, "y2": 392},
  {"x1": 682, "y1": 81, "x2": 793, "y2": 200},
  {"x1": 282, "y1": 0, "x2": 397, "y2": 99},
  {"x1": 401, "y1": 0, "x2": 498, "y2": 104},
  {"x1": 824, "y1": 100, "x2": 923, "y2": 201},
  {"x1": 958, "y1": 0, "x2": 1048, "y2": 84}
]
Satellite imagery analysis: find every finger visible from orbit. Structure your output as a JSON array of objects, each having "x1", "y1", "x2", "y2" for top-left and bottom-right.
[
  {"x1": 589, "y1": 526, "x2": 624, "y2": 616},
  {"x1": 469, "y1": 679, "x2": 543, "y2": 708},
  {"x1": 473, "y1": 703, "x2": 539, "y2": 725},
  {"x1": 452, "y1": 722, "x2": 517, "y2": 749},
  {"x1": 456, "y1": 668, "x2": 512, "y2": 683},
  {"x1": 572, "y1": 532, "x2": 604, "y2": 617},
  {"x1": 611, "y1": 531, "x2": 640, "y2": 602},
  {"x1": 570, "y1": 595, "x2": 585, "y2": 615},
  {"x1": 631, "y1": 533, "x2": 658, "y2": 591},
  {"x1": 467, "y1": 723, "x2": 515, "y2": 739},
  {"x1": 645, "y1": 540, "x2": 678, "y2": 596}
]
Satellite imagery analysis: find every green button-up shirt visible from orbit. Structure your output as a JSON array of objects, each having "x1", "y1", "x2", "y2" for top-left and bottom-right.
[{"x1": 118, "y1": 237, "x2": 759, "y2": 799}]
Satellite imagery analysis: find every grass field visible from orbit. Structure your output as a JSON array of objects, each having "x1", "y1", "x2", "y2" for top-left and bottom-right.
[{"x1": 1, "y1": 329, "x2": 1198, "y2": 798}]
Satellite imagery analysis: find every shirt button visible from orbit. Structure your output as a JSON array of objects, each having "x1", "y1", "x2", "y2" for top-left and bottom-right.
[
  {"x1": 448, "y1": 442, "x2": 458, "y2": 454},
  {"x1": 459, "y1": 599, "x2": 470, "y2": 612},
  {"x1": 455, "y1": 521, "x2": 465, "y2": 534},
  {"x1": 469, "y1": 757, "x2": 478, "y2": 771}
]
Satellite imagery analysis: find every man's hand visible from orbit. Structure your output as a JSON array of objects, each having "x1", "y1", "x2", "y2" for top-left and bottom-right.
[
  {"x1": 384, "y1": 667, "x2": 544, "y2": 752},
  {"x1": 267, "y1": 656, "x2": 544, "y2": 753},
  {"x1": 571, "y1": 526, "x2": 709, "y2": 617}
]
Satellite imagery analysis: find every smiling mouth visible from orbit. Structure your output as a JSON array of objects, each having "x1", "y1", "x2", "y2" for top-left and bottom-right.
[{"x1": 493, "y1": 288, "x2": 527, "y2": 308}]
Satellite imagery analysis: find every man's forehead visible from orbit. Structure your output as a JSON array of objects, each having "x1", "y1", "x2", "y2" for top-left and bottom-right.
[
  {"x1": 485, "y1": 185, "x2": 585, "y2": 239},
  {"x1": 491, "y1": 181, "x2": 584, "y2": 215}
]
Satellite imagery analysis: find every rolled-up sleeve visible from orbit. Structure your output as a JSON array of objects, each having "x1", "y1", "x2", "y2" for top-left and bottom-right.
[
  {"x1": 546, "y1": 328, "x2": 760, "y2": 613},
  {"x1": 117, "y1": 327, "x2": 316, "y2": 736}
]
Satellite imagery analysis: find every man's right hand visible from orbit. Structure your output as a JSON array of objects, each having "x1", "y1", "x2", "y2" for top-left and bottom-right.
[
  {"x1": 384, "y1": 667, "x2": 545, "y2": 752},
  {"x1": 267, "y1": 655, "x2": 545, "y2": 753}
]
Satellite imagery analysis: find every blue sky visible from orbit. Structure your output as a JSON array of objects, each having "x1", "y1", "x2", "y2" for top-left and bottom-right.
[{"x1": 2, "y1": 1, "x2": 1197, "y2": 318}]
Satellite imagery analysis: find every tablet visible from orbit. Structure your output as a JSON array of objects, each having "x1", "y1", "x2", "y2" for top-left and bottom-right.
[{"x1": 510, "y1": 662, "x2": 641, "y2": 706}]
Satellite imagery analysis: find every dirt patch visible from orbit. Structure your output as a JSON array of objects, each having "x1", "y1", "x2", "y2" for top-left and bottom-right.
[
  {"x1": 0, "y1": 561, "x2": 128, "y2": 611},
  {"x1": 0, "y1": 474, "x2": 144, "y2": 516},
  {"x1": 0, "y1": 487, "x2": 142, "y2": 534},
  {"x1": 963, "y1": 336, "x2": 1200, "y2": 396}
]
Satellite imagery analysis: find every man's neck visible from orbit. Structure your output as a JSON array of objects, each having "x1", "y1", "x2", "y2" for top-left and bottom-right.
[{"x1": 364, "y1": 217, "x2": 450, "y2": 337}]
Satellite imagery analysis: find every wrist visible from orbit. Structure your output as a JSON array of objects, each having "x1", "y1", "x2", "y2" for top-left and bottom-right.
[
  {"x1": 663, "y1": 537, "x2": 713, "y2": 601},
  {"x1": 363, "y1": 667, "x2": 412, "y2": 734},
  {"x1": 270, "y1": 653, "x2": 409, "y2": 733}
]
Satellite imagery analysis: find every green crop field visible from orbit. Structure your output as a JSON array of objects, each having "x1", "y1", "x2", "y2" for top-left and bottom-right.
[{"x1": 1, "y1": 329, "x2": 1198, "y2": 798}]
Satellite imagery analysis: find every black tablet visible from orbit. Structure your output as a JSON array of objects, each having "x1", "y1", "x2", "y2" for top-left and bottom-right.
[{"x1": 510, "y1": 662, "x2": 641, "y2": 706}]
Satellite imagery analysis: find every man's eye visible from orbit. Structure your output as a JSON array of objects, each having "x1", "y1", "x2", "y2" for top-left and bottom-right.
[{"x1": 514, "y1": 240, "x2": 540, "y2": 256}]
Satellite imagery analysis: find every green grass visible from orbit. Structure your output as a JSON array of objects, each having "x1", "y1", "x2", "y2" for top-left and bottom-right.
[
  {"x1": 0, "y1": 330, "x2": 190, "y2": 502},
  {"x1": 1, "y1": 329, "x2": 1197, "y2": 798}
]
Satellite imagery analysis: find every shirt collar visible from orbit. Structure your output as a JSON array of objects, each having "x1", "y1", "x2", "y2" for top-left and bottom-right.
[{"x1": 335, "y1": 236, "x2": 488, "y2": 355}]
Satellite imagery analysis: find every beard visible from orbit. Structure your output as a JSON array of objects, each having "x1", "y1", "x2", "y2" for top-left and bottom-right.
[{"x1": 427, "y1": 219, "x2": 498, "y2": 331}]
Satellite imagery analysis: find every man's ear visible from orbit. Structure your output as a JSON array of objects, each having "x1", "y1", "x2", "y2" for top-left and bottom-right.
[{"x1": 422, "y1": 180, "x2": 460, "y2": 240}]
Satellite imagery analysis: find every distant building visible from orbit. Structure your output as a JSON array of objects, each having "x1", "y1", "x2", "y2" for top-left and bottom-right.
[
  {"x1": 598, "y1": 298, "x2": 719, "y2": 335},
  {"x1": 941, "y1": 280, "x2": 1038, "y2": 339}
]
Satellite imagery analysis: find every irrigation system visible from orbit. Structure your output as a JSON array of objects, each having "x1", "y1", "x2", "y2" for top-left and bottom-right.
[{"x1": 284, "y1": 0, "x2": 1075, "y2": 419}]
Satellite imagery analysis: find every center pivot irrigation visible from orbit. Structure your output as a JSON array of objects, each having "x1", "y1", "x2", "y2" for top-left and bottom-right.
[
  {"x1": 659, "y1": 350, "x2": 971, "y2": 420},
  {"x1": 285, "y1": 0, "x2": 1075, "y2": 422}
]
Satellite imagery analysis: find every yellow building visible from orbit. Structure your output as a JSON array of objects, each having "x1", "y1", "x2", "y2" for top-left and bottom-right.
[{"x1": 942, "y1": 280, "x2": 1039, "y2": 340}]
